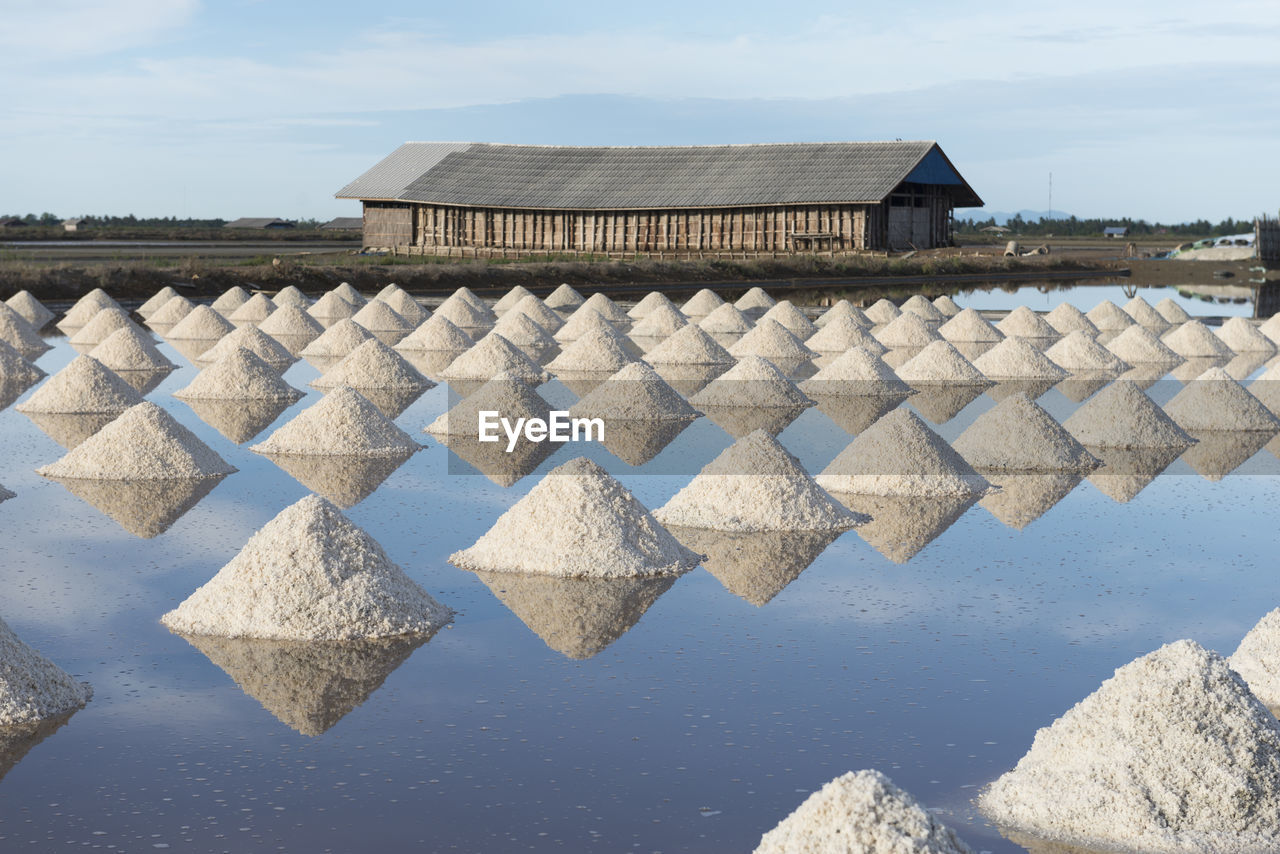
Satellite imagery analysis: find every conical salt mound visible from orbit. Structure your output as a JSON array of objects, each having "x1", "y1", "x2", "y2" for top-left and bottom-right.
[
  {"x1": 88, "y1": 326, "x2": 176, "y2": 372},
  {"x1": 996, "y1": 306, "x2": 1059, "y2": 340},
  {"x1": 0, "y1": 340, "x2": 45, "y2": 385},
  {"x1": 395, "y1": 314, "x2": 475, "y2": 352},
  {"x1": 815, "y1": 300, "x2": 872, "y2": 329},
  {"x1": 37, "y1": 401, "x2": 235, "y2": 479},
  {"x1": 569, "y1": 361, "x2": 699, "y2": 422},
  {"x1": 308, "y1": 291, "x2": 358, "y2": 322},
  {"x1": 690, "y1": 356, "x2": 813, "y2": 409},
  {"x1": 166, "y1": 304, "x2": 234, "y2": 340},
  {"x1": 375, "y1": 283, "x2": 404, "y2": 302},
  {"x1": 800, "y1": 347, "x2": 911, "y2": 397},
  {"x1": 805, "y1": 314, "x2": 887, "y2": 354},
  {"x1": 544, "y1": 283, "x2": 585, "y2": 311},
  {"x1": 378, "y1": 289, "x2": 428, "y2": 326},
  {"x1": 897, "y1": 340, "x2": 989, "y2": 385},
  {"x1": 300, "y1": 318, "x2": 375, "y2": 359},
  {"x1": 351, "y1": 299, "x2": 411, "y2": 333},
  {"x1": 492, "y1": 285, "x2": 535, "y2": 315},
  {"x1": 5, "y1": 290, "x2": 55, "y2": 329},
  {"x1": 938, "y1": 308, "x2": 1003, "y2": 343},
  {"x1": 228, "y1": 293, "x2": 277, "y2": 326},
  {"x1": 1086, "y1": 299, "x2": 1136, "y2": 332},
  {"x1": 272, "y1": 285, "x2": 311, "y2": 309},
  {"x1": 1045, "y1": 330, "x2": 1130, "y2": 373},
  {"x1": 197, "y1": 324, "x2": 296, "y2": 370},
  {"x1": 1163, "y1": 320, "x2": 1235, "y2": 358},
  {"x1": 210, "y1": 286, "x2": 251, "y2": 316},
  {"x1": 1217, "y1": 317, "x2": 1276, "y2": 354},
  {"x1": 137, "y1": 286, "x2": 181, "y2": 319},
  {"x1": 654, "y1": 430, "x2": 862, "y2": 532},
  {"x1": 439, "y1": 333, "x2": 551, "y2": 384},
  {"x1": 1249, "y1": 362, "x2": 1280, "y2": 414},
  {"x1": 872, "y1": 312, "x2": 940, "y2": 349},
  {"x1": 644, "y1": 323, "x2": 736, "y2": 365},
  {"x1": 425, "y1": 372, "x2": 551, "y2": 437},
  {"x1": 58, "y1": 288, "x2": 121, "y2": 331},
  {"x1": 17, "y1": 355, "x2": 142, "y2": 414},
  {"x1": 953, "y1": 394, "x2": 1099, "y2": 471},
  {"x1": 681, "y1": 288, "x2": 725, "y2": 318},
  {"x1": 145, "y1": 294, "x2": 195, "y2": 328},
  {"x1": 0, "y1": 306, "x2": 51, "y2": 354},
  {"x1": 332, "y1": 282, "x2": 367, "y2": 307},
  {"x1": 1062, "y1": 380, "x2": 1194, "y2": 448},
  {"x1": 933, "y1": 295, "x2": 962, "y2": 317},
  {"x1": 816, "y1": 408, "x2": 992, "y2": 497},
  {"x1": 579, "y1": 292, "x2": 629, "y2": 325},
  {"x1": 759, "y1": 301, "x2": 817, "y2": 338},
  {"x1": 627, "y1": 291, "x2": 677, "y2": 321},
  {"x1": 756, "y1": 769, "x2": 975, "y2": 854},
  {"x1": 1045, "y1": 303, "x2": 1100, "y2": 336},
  {"x1": 1156, "y1": 297, "x2": 1192, "y2": 324},
  {"x1": 697, "y1": 302, "x2": 754, "y2": 334},
  {"x1": 729, "y1": 318, "x2": 816, "y2": 361},
  {"x1": 979, "y1": 640, "x2": 1280, "y2": 854},
  {"x1": 1105, "y1": 324, "x2": 1184, "y2": 364},
  {"x1": 865, "y1": 298, "x2": 901, "y2": 325},
  {"x1": 547, "y1": 327, "x2": 637, "y2": 374},
  {"x1": 252, "y1": 387, "x2": 419, "y2": 457},
  {"x1": 176, "y1": 347, "x2": 303, "y2": 401},
  {"x1": 1230, "y1": 609, "x2": 1280, "y2": 712},
  {"x1": 313, "y1": 338, "x2": 433, "y2": 391},
  {"x1": 1163, "y1": 366, "x2": 1280, "y2": 431},
  {"x1": 629, "y1": 301, "x2": 688, "y2": 338},
  {"x1": 258, "y1": 304, "x2": 324, "y2": 341},
  {"x1": 161, "y1": 495, "x2": 451, "y2": 640},
  {"x1": 509, "y1": 294, "x2": 565, "y2": 333},
  {"x1": 0, "y1": 615, "x2": 93, "y2": 725},
  {"x1": 555, "y1": 306, "x2": 619, "y2": 343},
  {"x1": 1123, "y1": 295, "x2": 1170, "y2": 328},
  {"x1": 450, "y1": 457, "x2": 701, "y2": 578},
  {"x1": 972, "y1": 338, "x2": 1068, "y2": 380},
  {"x1": 901, "y1": 293, "x2": 945, "y2": 322},
  {"x1": 735, "y1": 287, "x2": 775, "y2": 312},
  {"x1": 491, "y1": 310, "x2": 556, "y2": 352}
]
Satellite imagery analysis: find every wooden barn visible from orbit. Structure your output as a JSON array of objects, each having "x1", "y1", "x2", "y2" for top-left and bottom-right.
[{"x1": 335, "y1": 141, "x2": 982, "y2": 256}]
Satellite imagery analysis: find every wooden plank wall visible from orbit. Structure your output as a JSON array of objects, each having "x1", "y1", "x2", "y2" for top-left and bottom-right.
[
  {"x1": 1258, "y1": 216, "x2": 1280, "y2": 264},
  {"x1": 362, "y1": 202, "x2": 412, "y2": 249}
]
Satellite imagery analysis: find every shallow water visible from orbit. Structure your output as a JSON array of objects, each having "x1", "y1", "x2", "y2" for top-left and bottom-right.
[{"x1": 3, "y1": 283, "x2": 1280, "y2": 852}]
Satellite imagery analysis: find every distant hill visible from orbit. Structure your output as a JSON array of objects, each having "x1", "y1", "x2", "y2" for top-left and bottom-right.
[{"x1": 955, "y1": 208, "x2": 1073, "y2": 225}]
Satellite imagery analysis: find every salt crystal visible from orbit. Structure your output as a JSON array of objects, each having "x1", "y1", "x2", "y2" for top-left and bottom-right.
[
  {"x1": 1086, "y1": 299, "x2": 1136, "y2": 331},
  {"x1": 568, "y1": 361, "x2": 698, "y2": 422},
  {"x1": 643, "y1": 324, "x2": 736, "y2": 365},
  {"x1": 5, "y1": 290, "x2": 55, "y2": 329},
  {"x1": 425, "y1": 372, "x2": 551, "y2": 437},
  {"x1": 1156, "y1": 297, "x2": 1192, "y2": 324},
  {"x1": 88, "y1": 326, "x2": 176, "y2": 373},
  {"x1": 257, "y1": 304, "x2": 325, "y2": 341},
  {"x1": 698, "y1": 303, "x2": 754, "y2": 334},
  {"x1": 1162, "y1": 366, "x2": 1280, "y2": 432},
  {"x1": 900, "y1": 294, "x2": 945, "y2": 322},
  {"x1": 0, "y1": 305, "x2": 52, "y2": 354},
  {"x1": 872, "y1": 312, "x2": 940, "y2": 349},
  {"x1": 228, "y1": 293, "x2": 277, "y2": 326},
  {"x1": 493, "y1": 285, "x2": 535, "y2": 315},
  {"x1": 681, "y1": 289, "x2": 725, "y2": 317},
  {"x1": 351, "y1": 299, "x2": 412, "y2": 333},
  {"x1": 1123, "y1": 295, "x2": 1171, "y2": 328},
  {"x1": 439, "y1": 333, "x2": 551, "y2": 384},
  {"x1": 1045, "y1": 330, "x2": 1130, "y2": 373},
  {"x1": 508, "y1": 294, "x2": 565, "y2": 333},
  {"x1": 690, "y1": 356, "x2": 813, "y2": 409},
  {"x1": 579, "y1": 292, "x2": 630, "y2": 325},
  {"x1": 1249, "y1": 361, "x2": 1280, "y2": 414},
  {"x1": 938, "y1": 308, "x2": 1003, "y2": 343},
  {"x1": 544, "y1": 283, "x2": 585, "y2": 311},
  {"x1": 996, "y1": 306, "x2": 1059, "y2": 340},
  {"x1": 729, "y1": 318, "x2": 816, "y2": 361},
  {"x1": 972, "y1": 338, "x2": 1068, "y2": 380},
  {"x1": 137, "y1": 286, "x2": 181, "y2": 319},
  {"x1": 953, "y1": 393, "x2": 1099, "y2": 471},
  {"x1": 269, "y1": 285, "x2": 309, "y2": 310},
  {"x1": 1045, "y1": 303, "x2": 1100, "y2": 337},
  {"x1": 491, "y1": 310, "x2": 557, "y2": 352},
  {"x1": 1217, "y1": 317, "x2": 1276, "y2": 354},
  {"x1": 1062, "y1": 380, "x2": 1194, "y2": 448},
  {"x1": 308, "y1": 291, "x2": 358, "y2": 321},
  {"x1": 252, "y1": 386, "x2": 419, "y2": 456},
  {"x1": 145, "y1": 295, "x2": 195, "y2": 327},
  {"x1": 300, "y1": 318, "x2": 375, "y2": 359},
  {"x1": 377, "y1": 290, "x2": 429, "y2": 326},
  {"x1": 1165, "y1": 321, "x2": 1238, "y2": 361},
  {"x1": 17, "y1": 355, "x2": 141, "y2": 414},
  {"x1": 332, "y1": 282, "x2": 367, "y2": 306},
  {"x1": 629, "y1": 301, "x2": 688, "y2": 338},
  {"x1": 0, "y1": 340, "x2": 45, "y2": 385},
  {"x1": 864, "y1": 298, "x2": 901, "y2": 325},
  {"x1": 547, "y1": 327, "x2": 638, "y2": 374},
  {"x1": 166, "y1": 305, "x2": 234, "y2": 340},
  {"x1": 312, "y1": 339, "x2": 433, "y2": 391},
  {"x1": 933, "y1": 295, "x2": 962, "y2": 317},
  {"x1": 1105, "y1": 325, "x2": 1183, "y2": 364},
  {"x1": 896, "y1": 340, "x2": 989, "y2": 385},
  {"x1": 805, "y1": 314, "x2": 887, "y2": 354},
  {"x1": 58, "y1": 289, "x2": 121, "y2": 331},
  {"x1": 196, "y1": 325, "x2": 296, "y2": 372},
  {"x1": 814, "y1": 300, "x2": 872, "y2": 329},
  {"x1": 1230, "y1": 608, "x2": 1280, "y2": 711},
  {"x1": 627, "y1": 291, "x2": 678, "y2": 320},
  {"x1": 759, "y1": 301, "x2": 817, "y2": 338},
  {"x1": 176, "y1": 347, "x2": 303, "y2": 401},
  {"x1": 555, "y1": 306, "x2": 621, "y2": 343},
  {"x1": 394, "y1": 314, "x2": 475, "y2": 352},
  {"x1": 0, "y1": 616, "x2": 93, "y2": 725},
  {"x1": 734, "y1": 287, "x2": 776, "y2": 312},
  {"x1": 800, "y1": 347, "x2": 911, "y2": 397},
  {"x1": 210, "y1": 286, "x2": 251, "y2": 316}
]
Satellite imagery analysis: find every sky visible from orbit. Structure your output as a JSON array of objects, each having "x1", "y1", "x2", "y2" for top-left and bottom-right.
[{"x1": 4, "y1": 0, "x2": 1279, "y2": 223}]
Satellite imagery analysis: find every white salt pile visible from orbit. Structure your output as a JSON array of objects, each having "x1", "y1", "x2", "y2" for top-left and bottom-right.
[
  {"x1": 1156, "y1": 297, "x2": 1192, "y2": 324},
  {"x1": 816, "y1": 408, "x2": 993, "y2": 497},
  {"x1": 0, "y1": 615, "x2": 93, "y2": 725},
  {"x1": 393, "y1": 314, "x2": 475, "y2": 352},
  {"x1": 0, "y1": 340, "x2": 45, "y2": 385},
  {"x1": 37, "y1": 401, "x2": 236, "y2": 479},
  {"x1": 698, "y1": 302, "x2": 755, "y2": 334},
  {"x1": 759, "y1": 301, "x2": 818, "y2": 338},
  {"x1": 953, "y1": 394, "x2": 1099, "y2": 471},
  {"x1": 547, "y1": 327, "x2": 638, "y2": 374},
  {"x1": 690, "y1": 356, "x2": 813, "y2": 409},
  {"x1": 627, "y1": 291, "x2": 677, "y2": 321},
  {"x1": 450, "y1": 457, "x2": 700, "y2": 578},
  {"x1": 1250, "y1": 362, "x2": 1280, "y2": 414},
  {"x1": 252, "y1": 386, "x2": 419, "y2": 457},
  {"x1": 17, "y1": 355, "x2": 141, "y2": 414},
  {"x1": 377, "y1": 289, "x2": 428, "y2": 326},
  {"x1": 69, "y1": 307, "x2": 141, "y2": 347},
  {"x1": 272, "y1": 285, "x2": 311, "y2": 309},
  {"x1": 735, "y1": 286, "x2": 776, "y2": 313},
  {"x1": 580, "y1": 292, "x2": 630, "y2": 325},
  {"x1": 568, "y1": 361, "x2": 698, "y2": 422},
  {"x1": 643, "y1": 323, "x2": 736, "y2": 365},
  {"x1": 1062, "y1": 380, "x2": 1194, "y2": 448},
  {"x1": 493, "y1": 285, "x2": 535, "y2": 315},
  {"x1": 1045, "y1": 303, "x2": 1100, "y2": 337},
  {"x1": 1217, "y1": 317, "x2": 1276, "y2": 353},
  {"x1": 312, "y1": 339, "x2": 433, "y2": 391},
  {"x1": 900, "y1": 294, "x2": 945, "y2": 322},
  {"x1": 137, "y1": 286, "x2": 181, "y2": 320},
  {"x1": 1123, "y1": 295, "x2": 1171, "y2": 328},
  {"x1": 491, "y1": 310, "x2": 557, "y2": 352},
  {"x1": 176, "y1": 347, "x2": 304, "y2": 401},
  {"x1": 1230, "y1": 609, "x2": 1280, "y2": 711},
  {"x1": 1105, "y1": 324, "x2": 1184, "y2": 365},
  {"x1": 729, "y1": 318, "x2": 816, "y2": 361},
  {"x1": 872, "y1": 312, "x2": 940, "y2": 349},
  {"x1": 654, "y1": 430, "x2": 862, "y2": 532},
  {"x1": 145, "y1": 294, "x2": 196, "y2": 328},
  {"x1": 814, "y1": 300, "x2": 872, "y2": 329},
  {"x1": 257, "y1": 304, "x2": 325, "y2": 341},
  {"x1": 996, "y1": 306, "x2": 1059, "y2": 340},
  {"x1": 754, "y1": 769, "x2": 975, "y2": 854},
  {"x1": 332, "y1": 282, "x2": 367, "y2": 306},
  {"x1": 629, "y1": 301, "x2": 688, "y2": 338},
  {"x1": 210, "y1": 286, "x2": 251, "y2": 316},
  {"x1": 554, "y1": 306, "x2": 617, "y2": 343},
  {"x1": 864, "y1": 298, "x2": 901, "y2": 325},
  {"x1": 300, "y1": 318, "x2": 375, "y2": 359},
  {"x1": 161, "y1": 495, "x2": 451, "y2": 640},
  {"x1": 57, "y1": 289, "x2": 121, "y2": 331},
  {"x1": 438, "y1": 333, "x2": 551, "y2": 385},
  {"x1": 938, "y1": 308, "x2": 1003, "y2": 343},
  {"x1": 198, "y1": 324, "x2": 297, "y2": 370},
  {"x1": 933, "y1": 294, "x2": 962, "y2": 317},
  {"x1": 1086, "y1": 299, "x2": 1137, "y2": 331},
  {"x1": 228, "y1": 293, "x2": 277, "y2": 326},
  {"x1": 681, "y1": 288, "x2": 725, "y2": 318},
  {"x1": 979, "y1": 639, "x2": 1280, "y2": 854},
  {"x1": 800, "y1": 347, "x2": 911, "y2": 397},
  {"x1": 1259, "y1": 314, "x2": 1280, "y2": 346},
  {"x1": 5, "y1": 290, "x2": 56, "y2": 329},
  {"x1": 1045, "y1": 330, "x2": 1130, "y2": 373},
  {"x1": 308, "y1": 291, "x2": 358, "y2": 322},
  {"x1": 1163, "y1": 366, "x2": 1280, "y2": 431},
  {"x1": 375, "y1": 283, "x2": 404, "y2": 302},
  {"x1": 88, "y1": 326, "x2": 176, "y2": 373},
  {"x1": 425, "y1": 371, "x2": 551, "y2": 437},
  {"x1": 805, "y1": 314, "x2": 886, "y2": 354},
  {"x1": 350, "y1": 299, "x2": 412, "y2": 333},
  {"x1": 1163, "y1": 320, "x2": 1236, "y2": 358},
  {"x1": 0, "y1": 306, "x2": 52, "y2": 353},
  {"x1": 544, "y1": 283, "x2": 585, "y2": 311},
  {"x1": 897, "y1": 340, "x2": 989, "y2": 385},
  {"x1": 166, "y1": 304, "x2": 234, "y2": 340},
  {"x1": 509, "y1": 294, "x2": 566, "y2": 334},
  {"x1": 972, "y1": 337, "x2": 1068, "y2": 380}
]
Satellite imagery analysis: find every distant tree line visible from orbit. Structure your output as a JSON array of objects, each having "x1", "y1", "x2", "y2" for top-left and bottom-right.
[
  {"x1": 1, "y1": 214, "x2": 328, "y2": 228},
  {"x1": 956, "y1": 214, "x2": 1257, "y2": 238}
]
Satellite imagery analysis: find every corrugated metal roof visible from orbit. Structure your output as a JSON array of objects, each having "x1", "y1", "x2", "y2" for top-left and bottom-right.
[
  {"x1": 336, "y1": 142, "x2": 983, "y2": 209},
  {"x1": 224, "y1": 217, "x2": 294, "y2": 228}
]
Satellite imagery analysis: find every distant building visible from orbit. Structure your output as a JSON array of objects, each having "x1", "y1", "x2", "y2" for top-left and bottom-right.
[
  {"x1": 0, "y1": 217, "x2": 26, "y2": 228},
  {"x1": 1103, "y1": 226, "x2": 1129, "y2": 238},
  {"x1": 321, "y1": 217, "x2": 363, "y2": 231},
  {"x1": 224, "y1": 217, "x2": 295, "y2": 229},
  {"x1": 980, "y1": 225, "x2": 1011, "y2": 234},
  {"x1": 62, "y1": 218, "x2": 86, "y2": 232},
  {"x1": 336, "y1": 141, "x2": 983, "y2": 254}
]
